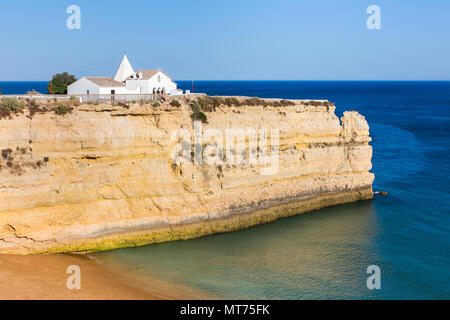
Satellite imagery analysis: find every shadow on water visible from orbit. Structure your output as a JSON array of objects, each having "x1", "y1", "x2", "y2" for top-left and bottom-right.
[{"x1": 96, "y1": 200, "x2": 384, "y2": 299}]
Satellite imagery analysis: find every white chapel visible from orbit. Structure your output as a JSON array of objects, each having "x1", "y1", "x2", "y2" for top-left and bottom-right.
[{"x1": 68, "y1": 54, "x2": 180, "y2": 96}]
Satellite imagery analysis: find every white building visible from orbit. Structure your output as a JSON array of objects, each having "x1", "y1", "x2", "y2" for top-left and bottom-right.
[{"x1": 68, "y1": 54, "x2": 180, "y2": 96}]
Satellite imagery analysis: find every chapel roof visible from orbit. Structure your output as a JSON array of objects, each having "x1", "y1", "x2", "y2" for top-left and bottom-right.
[{"x1": 85, "y1": 77, "x2": 125, "y2": 87}]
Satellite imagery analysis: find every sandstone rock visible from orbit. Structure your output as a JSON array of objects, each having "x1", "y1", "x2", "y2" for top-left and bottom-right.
[{"x1": 0, "y1": 98, "x2": 374, "y2": 254}]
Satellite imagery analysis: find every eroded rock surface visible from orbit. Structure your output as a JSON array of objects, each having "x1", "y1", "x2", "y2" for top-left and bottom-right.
[{"x1": 0, "y1": 98, "x2": 374, "y2": 254}]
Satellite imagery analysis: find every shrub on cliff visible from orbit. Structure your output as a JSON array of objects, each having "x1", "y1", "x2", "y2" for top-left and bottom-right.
[
  {"x1": 304, "y1": 100, "x2": 334, "y2": 107},
  {"x1": 53, "y1": 104, "x2": 72, "y2": 115},
  {"x1": 197, "y1": 96, "x2": 217, "y2": 112},
  {"x1": 170, "y1": 99, "x2": 181, "y2": 107},
  {"x1": 118, "y1": 101, "x2": 129, "y2": 108},
  {"x1": 0, "y1": 97, "x2": 24, "y2": 118},
  {"x1": 152, "y1": 101, "x2": 161, "y2": 107},
  {"x1": 198, "y1": 96, "x2": 223, "y2": 111},
  {"x1": 189, "y1": 95, "x2": 296, "y2": 110},
  {"x1": 190, "y1": 101, "x2": 200, "y2": 115},
  {"x1": 195, "y1": 111, "x2": 208, "y2": 123},
  {"x1": 62, "y1": 96, "x2": 80, "y2": 107},
  {"x1": 244, "y1": 97, "x2": 263, "y2": 106},
  {"x1": 280, "y1": 99, "x2": 295, "y2": 106},
  {"x1": 224, "y1": 97, "x2": 240, "y2": 107},
  {"x1": 27, "y1": 99, "x2": 46, "y2": 118},
  {"x1": 211, "y1": 96, "x2": 224, "y2": 109},
  {"x1": 47, "y1": 72, "x2": 77, "y2": 94},
  {"x1": 190, "y1": 101, "x2": 208, "y2": 123}
]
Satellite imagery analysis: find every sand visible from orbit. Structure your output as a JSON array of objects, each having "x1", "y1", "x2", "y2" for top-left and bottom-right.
[{"x1": 0, "y1": 253, "x2": 165, "y2": 300}]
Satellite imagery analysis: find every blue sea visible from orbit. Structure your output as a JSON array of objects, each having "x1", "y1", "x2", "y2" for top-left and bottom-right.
[{"x1": 2, "y1": 81, "x2": 449, "y2": 299}]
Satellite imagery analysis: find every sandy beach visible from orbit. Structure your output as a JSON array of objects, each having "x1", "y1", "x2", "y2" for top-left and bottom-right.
[{"x1": 0, "y1": 253, "x2": 165, "y2": 300}]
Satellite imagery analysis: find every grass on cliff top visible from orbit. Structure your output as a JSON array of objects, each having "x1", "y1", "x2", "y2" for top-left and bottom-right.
[
  {"x1": 0, "y1": 95, "x2": 334, "y2": 120},
  {"x1": 0, "y1": 96, "x2": 80, "y2": 119},
  {"x1": 190, "y1": 96, "x2": 334, "y2": 113},
  {"x1": 0, "y1": 97, "x2": 24, "y2": 119}
]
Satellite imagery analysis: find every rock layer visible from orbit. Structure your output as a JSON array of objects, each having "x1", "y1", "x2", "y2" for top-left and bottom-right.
[{"x1": 0, "y1": 98, "x2": 374, "y2": 254}]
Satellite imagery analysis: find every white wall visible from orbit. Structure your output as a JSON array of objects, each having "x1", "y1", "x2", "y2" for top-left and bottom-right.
[
  {"x1": 125, "y1": 79, "x2": 149, "y2": 94},
  {"x1": 68, "y1": 78, "x2": 100, "y2": 95},
  {"x1": 97, "y1": 86, "x2": 139, "y2": 95},
  {"x1": 125, "y1": 71, "x2": 177, "y2": 94},
  {"x1": 68, "y1": 71, "x2": 177, "y2": 96},
  {"x1": 150, "y1": 71, "x2": 177, "y2": 94},
  {"x1": 68, "y1": 77, "x2": 140, "y2": 95}
]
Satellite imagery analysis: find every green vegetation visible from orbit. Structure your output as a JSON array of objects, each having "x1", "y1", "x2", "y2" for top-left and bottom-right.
[
  {"x1": 195, "y1": 96, "x2": 297, "y2": 110},
  {"x1": 68, "y1": 95, "x2": 80, "y2": 106},
  {"x1": 190, "y1": 101, "x2": 208, "y2": 123},
  {"x1": 170, "y1": 99, "x2": 181, "y2": 107},
  {"x1": 27, "y1": 99, "x2": 44, "y2": 118},
  {"x1": 224, "y1": 97, "x2": 240, "y2": 107},
  {"x1": 53, "y1": 104, "x2": 72, "y2": 115},
  {"x1": 304, "y1": 100, "x2": 334, "y2": 107},
  {"x1": 1, "y1": 97, "x2": 24, "y2": 113},
  {"x1": 47, "y1": 72, "x2": 77, "y2": 94},
  {"x1": 184, "y1": 95, "x2": 308, "y2": 124},
  {"x1": 152, "y1": 101, "x2": 161, "y2": 107},
  {"x1": 197, "y1": 96, "x2": 223, "y2": 111},
  {"x1": 0, "y1": 97, "x2": 24, "y2": 118},
  {"x1": 191, "y1": 95, "x2": 335, "y2": 112},
  {"x1": 187, "y1": 95, "x2": 299, "y2": 121},
  {"x1": 0, "y1": 96, "x2": 82, "y2": 119}
]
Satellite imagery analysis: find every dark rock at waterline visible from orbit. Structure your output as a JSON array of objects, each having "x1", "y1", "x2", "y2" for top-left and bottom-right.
[{"x1": 374, "y1": 191, "x2": 389, "y2": 198}]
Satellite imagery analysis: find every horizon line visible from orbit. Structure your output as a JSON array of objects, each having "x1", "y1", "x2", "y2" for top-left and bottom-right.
[{"x1": 1, "y1": 79, "x2": 450, "y2": 82}]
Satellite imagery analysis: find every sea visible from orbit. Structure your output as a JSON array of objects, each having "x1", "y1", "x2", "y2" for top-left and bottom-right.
[{"x1": 1, "y1": 81, "x2": 449, "y2": 299}]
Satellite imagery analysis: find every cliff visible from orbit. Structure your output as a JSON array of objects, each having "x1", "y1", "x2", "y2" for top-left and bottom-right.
[{"x1": 0, "y1": 96, "x2": 374, "y2": 254}]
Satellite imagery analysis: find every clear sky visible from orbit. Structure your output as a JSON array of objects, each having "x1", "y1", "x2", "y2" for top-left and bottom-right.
[{"x1": 0, "y1": 0, "x2": 449, "y2": 81}]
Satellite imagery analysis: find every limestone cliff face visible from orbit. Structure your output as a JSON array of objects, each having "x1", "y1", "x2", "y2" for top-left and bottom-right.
[{"x1": 0, "y1": 98, "x2": 374, "y2": 254}]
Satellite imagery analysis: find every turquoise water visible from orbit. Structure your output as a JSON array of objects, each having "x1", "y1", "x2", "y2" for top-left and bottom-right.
[{"x1": 3, "y1": 81, "x2": 449, "y2": 299}]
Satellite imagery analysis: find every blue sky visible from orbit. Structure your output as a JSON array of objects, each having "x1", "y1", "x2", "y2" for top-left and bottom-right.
[{"x1": 0, "y1": 0, "x2": 449, "y2": 81}]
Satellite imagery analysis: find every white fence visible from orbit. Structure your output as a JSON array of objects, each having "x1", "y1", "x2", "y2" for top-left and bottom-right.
[
  {"x1": 0, "y1": 93, "x2": 206, "y2": 104},
  {"x1": 0, "y1": 95, "x2": 70, "y2": 101},
  {"x1": 77, "y1": 94, "x2": 158, "y2": 103}
]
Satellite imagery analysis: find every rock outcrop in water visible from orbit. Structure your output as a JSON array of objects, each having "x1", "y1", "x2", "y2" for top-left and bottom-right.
[{"x1": 0, "y1": 97, "x2": 374, "y2": 254}]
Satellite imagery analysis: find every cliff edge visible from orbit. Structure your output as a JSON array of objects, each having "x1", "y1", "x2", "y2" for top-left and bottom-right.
[{"x1": 0, "y1": 96, "x2": 374, "y2": 254}]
